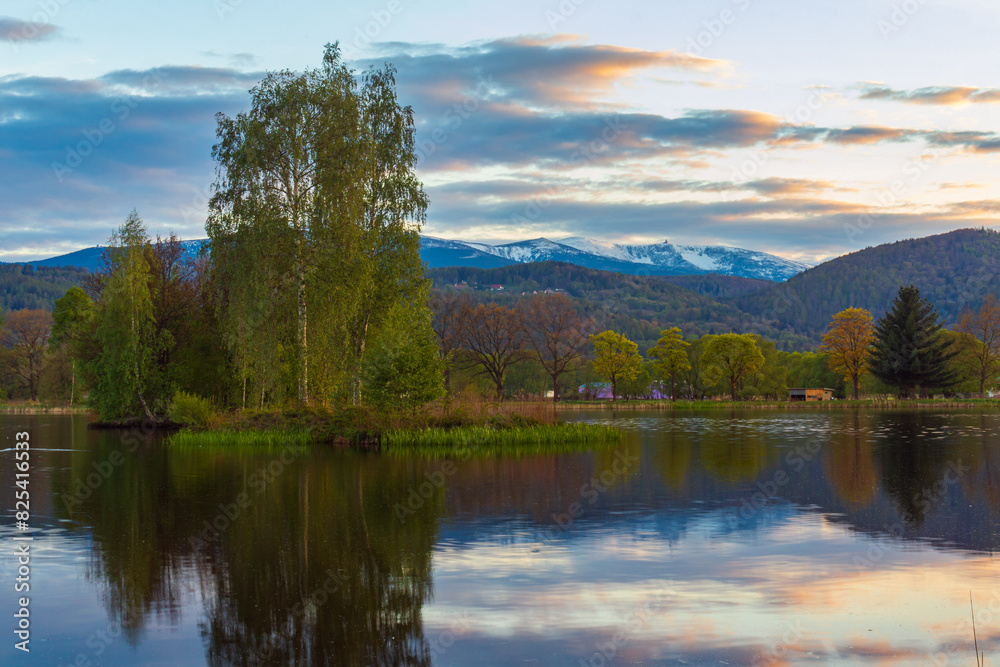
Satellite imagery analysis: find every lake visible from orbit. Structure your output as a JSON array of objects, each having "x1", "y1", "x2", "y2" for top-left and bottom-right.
[{"x1": 1, "y1": 410, "x2": 998, "y2": 666}]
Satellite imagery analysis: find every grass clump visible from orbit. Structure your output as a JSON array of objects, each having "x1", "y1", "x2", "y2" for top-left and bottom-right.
[
  {"x1": 170, "y1": 428, "x2": 313, "y2": 449},
  {"x1": 381, "y1": 422, "x2": 623, "y2": 456},
  {"x1": 168, "y1": 391, "x2": 215, "y2": 427}
]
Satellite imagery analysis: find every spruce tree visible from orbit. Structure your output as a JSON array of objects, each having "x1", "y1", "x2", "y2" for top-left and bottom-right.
[{"x1": 869, "y1": 285, "x2": 958, "y2": 398}]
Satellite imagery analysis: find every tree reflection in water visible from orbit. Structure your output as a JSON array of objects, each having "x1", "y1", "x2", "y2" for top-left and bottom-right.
[{"x1": 59, "y1": 438, "x2": 440, "y2": 666}]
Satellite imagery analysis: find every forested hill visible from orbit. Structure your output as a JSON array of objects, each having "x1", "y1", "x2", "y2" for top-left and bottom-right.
[
  {"x1": 0, "y1": 264, "x2": 88, "y2": 311},
  {"x1": 733, "y1": 228, "x2": 1000, "y2": 341},
  {"x1": 427, "y1": 262, "x2": 813, "y2": 350}
]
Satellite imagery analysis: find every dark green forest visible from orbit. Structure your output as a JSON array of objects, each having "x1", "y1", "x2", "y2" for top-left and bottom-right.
[
  {"x1": 0, "y1": 263, "x2": 89, "y2": 311},
  {"x1": 736, "y1": 228, "x2": 1000, "y2": 341}
]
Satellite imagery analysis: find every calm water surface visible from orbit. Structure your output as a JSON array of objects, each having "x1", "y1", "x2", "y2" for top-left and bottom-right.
[{"x1": 1, "y1": 410, "x2": 999, "y2": 666}]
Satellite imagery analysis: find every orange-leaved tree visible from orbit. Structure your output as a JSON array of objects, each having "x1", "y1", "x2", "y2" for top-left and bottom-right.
[{"x1": 820, "y1": 307, "x2": 875, "y2": 399}]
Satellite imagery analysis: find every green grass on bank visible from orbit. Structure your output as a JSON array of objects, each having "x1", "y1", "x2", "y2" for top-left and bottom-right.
[
  {"x1": 380, "y1": 422, "x2": 623, "y2": 456},
  {"x1": 169, "y1": 428, "x2": 314, "y2": 449},
  {"x1": 168, "y1": 421, "x2": 622, "y2": 456},
  {"x1": 163, "y1": 401, "x2": 624, "y2": 454}
]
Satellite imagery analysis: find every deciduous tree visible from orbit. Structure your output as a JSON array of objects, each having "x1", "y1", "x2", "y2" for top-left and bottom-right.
[
  {"x1": 699, "y1": 333, "x2": 764, "y2": 401},
  {"x1": 429, "y1": 291, "x2": 471, "y2": 393},
  {"x1": 88, "y1": 212, "x2": 167, "y2": 420},
  {"x1": 209, "y1": 43, "x2": 360, "y2": 405},
  {"x1": 647, "y1": 327, "x2": 690, "y2": 401},
  {"x1": 523, "y1": 293, "x2": 590, "y2": 402},
  {"x1": 590, "y1": 330, "x2": 643, "y2": 402},
  {"x1": 460, "y1": 303, "x2": 526, "y2": 400},
  {"x1": 49, "y1": 286, "x2": 94, "y2": 405},
  {"x1": 1, "y1": 309, "x2": 52, "y2": 401},
  {"x1": 956, "y1": 295, "x2": 1000, "y2": 397},
  {"x1": 820, "y1": 307, "x2": 875, "y2": 399}
]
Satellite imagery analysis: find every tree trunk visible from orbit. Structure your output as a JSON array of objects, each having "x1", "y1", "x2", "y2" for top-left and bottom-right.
[
  {"x1": 297, "y1": 267, "x2": 309, "y2": 405},
  {"x1": 671, "y1": 375, "x2": 676, "y2": 402},
  {"x1": 352, "y1": 318, "x2": 369, "y2": 406},
  {"x1": 853, "y1": 376, "x2": 860, "y2": 400},
  {"x1": 552, "y1": 375, "x2": 559, "y2": 403},
  {"x1": 730, "y1": 379, "x2": 737, "y2": 401},
  {"x1": 611, "y1": 378, "x2": 617, "y2": 403}
]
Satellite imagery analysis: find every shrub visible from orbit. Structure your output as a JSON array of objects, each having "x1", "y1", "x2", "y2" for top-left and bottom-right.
[{"x1": 168, "y1": 391, "x2": 214, "y2": 427}]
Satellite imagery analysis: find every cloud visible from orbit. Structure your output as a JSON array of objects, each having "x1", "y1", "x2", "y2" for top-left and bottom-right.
[
  {"x1": 364, "y1": 36, "x2": 730, "y2": 110},
  {"x1": 859, "y1": 83, "x2": 1000, "y2": 106},
  {"x1": 823, "y1": 125, "x2": 912, "y2": 145},
  {"x1": 422, "y1": 177, "x2": 1000, "y2": 263},
  {"x1": 100, "y1": 66, "x2": 264, "y2": 96},
  {"x1": 0, "y1": 17, "x2": 59, "y2": 43},
  {"x1": 0, "y1": 67, "x2": 253, "y2": 260},
  {"x1": 5, "y1": 38, "x2": 1000, "y2": 263}
]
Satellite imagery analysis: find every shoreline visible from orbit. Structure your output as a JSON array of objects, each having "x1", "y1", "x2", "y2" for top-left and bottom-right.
[
  {"x1": 0, "y1": 405, "x2": 91, "y2": 415},
  {"x1": 551, "y1": 398, "x2": 1000, "y2": 411}
]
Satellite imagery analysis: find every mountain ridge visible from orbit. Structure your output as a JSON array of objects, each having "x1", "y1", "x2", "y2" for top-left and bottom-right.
[
  {"x1": 422, "y1": 235, "x2": 809, "y2": 281},
  {"x1": 11, "y1": 235, "x2": 810, "y2": 282}
]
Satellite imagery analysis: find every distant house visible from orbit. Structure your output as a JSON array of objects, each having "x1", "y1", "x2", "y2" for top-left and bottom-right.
[
  {"x1": 788, "y1": 388, "x2": 836, "y2": 402},
  {"x1": 579, "y1": 383, "x2": 669, "y2": 400},
  {"x1": 488, "y1": 284, "x2": 504, "y2": 291}
]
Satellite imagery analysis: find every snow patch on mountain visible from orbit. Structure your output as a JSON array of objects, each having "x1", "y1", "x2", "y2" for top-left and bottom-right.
[{"x1": 674, "y1": 245, "x2": 721, "y2": 271}]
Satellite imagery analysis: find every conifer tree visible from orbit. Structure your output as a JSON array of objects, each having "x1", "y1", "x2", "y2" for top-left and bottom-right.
[{"x1": 869, "y1": 285, "x2": 958, "y2": 398}]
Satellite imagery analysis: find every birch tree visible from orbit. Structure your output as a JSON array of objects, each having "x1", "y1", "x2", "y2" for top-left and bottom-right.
[{"x1": 209, "y1": 43, "x2": 359, "y2": 405}]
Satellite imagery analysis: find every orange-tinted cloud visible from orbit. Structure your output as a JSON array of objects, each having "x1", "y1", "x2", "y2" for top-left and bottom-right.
[{"x1": 860, "y1": 83, "x2": 1000, "y2": 106}]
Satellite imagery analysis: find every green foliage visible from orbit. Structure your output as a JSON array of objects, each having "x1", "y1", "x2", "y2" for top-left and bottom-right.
[
  {"x1": 88, "y1": 212, "x2": 168, "y2": 420},
  {"x1": 362, "y1": 297, "x2": 445, "y2": 412},
  {"x1": 590, "y1": 330, "x2": 644, "y2": 401},
  {"x1": 745, "y1": 335, "x2": 788, "y2": 400},
  {"x1": 779, "y1": 351, "x2": 846, "y2": 396},
  {"x1": 700, "y1": 333, "x2": 765, "y2": 400},
  {"x1": 735, "y1": 228, "x2": 1000, "y2": 341},
  {"x1": 647, "y1": 327, "x2": 691, "y2": 400},
  {"x1": 619, "y1": 362, "x2": 652, "y2": 400},
  {"x1": 50, "y1": 286, "x2": 94, "y2": 347},
  {"x1": 209, "y1": 43, "x2": 428, "y2": 407},
  {"x1": 168, "y1": 391, "x2": 215, "y2": 427},
  {"x1": 870, "y1": 285, "x2": 959, "y2": 397},
  {"x1": 0, "y1": 264, "x2": 87, "y2": 312}
]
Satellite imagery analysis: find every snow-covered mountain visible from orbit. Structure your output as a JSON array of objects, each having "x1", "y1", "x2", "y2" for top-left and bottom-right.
[
  {"x1": 421, "y1": 236, "x2": 810, "y2": 282},
  {"x1": 19, "y1": 235, "x2": 808, "y2": 282}
]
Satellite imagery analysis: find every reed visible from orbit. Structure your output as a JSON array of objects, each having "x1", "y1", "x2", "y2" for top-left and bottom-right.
[
  {"x1": 169, "y1": 428, "x2": 313, "y2": 449},
  {"x1": 380, "y1": 422, "x2": 623, "y2": 456}
]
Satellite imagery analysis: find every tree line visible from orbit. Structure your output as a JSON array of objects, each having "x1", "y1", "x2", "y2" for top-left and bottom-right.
[{"x1": 427, "y1": 284, "x2": 1000, "y2": 402}]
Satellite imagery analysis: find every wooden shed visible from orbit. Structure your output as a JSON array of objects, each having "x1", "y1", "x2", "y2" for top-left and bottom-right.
[{"x1": 788, "y1": 388, "x2": 836, "y2": 402}]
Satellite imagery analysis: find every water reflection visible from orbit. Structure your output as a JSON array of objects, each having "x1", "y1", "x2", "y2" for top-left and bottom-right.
[
  {"x1": 44, "y1": 429, "x2": 441, "y2": 665},
  {"x1": 2, "y1": 410, "x2": 999, "y2": 665}
]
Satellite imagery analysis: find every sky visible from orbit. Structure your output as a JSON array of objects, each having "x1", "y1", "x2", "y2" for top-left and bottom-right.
[{"x1": 2, "y1": 0, "x2": 1000, "y2": 264}]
